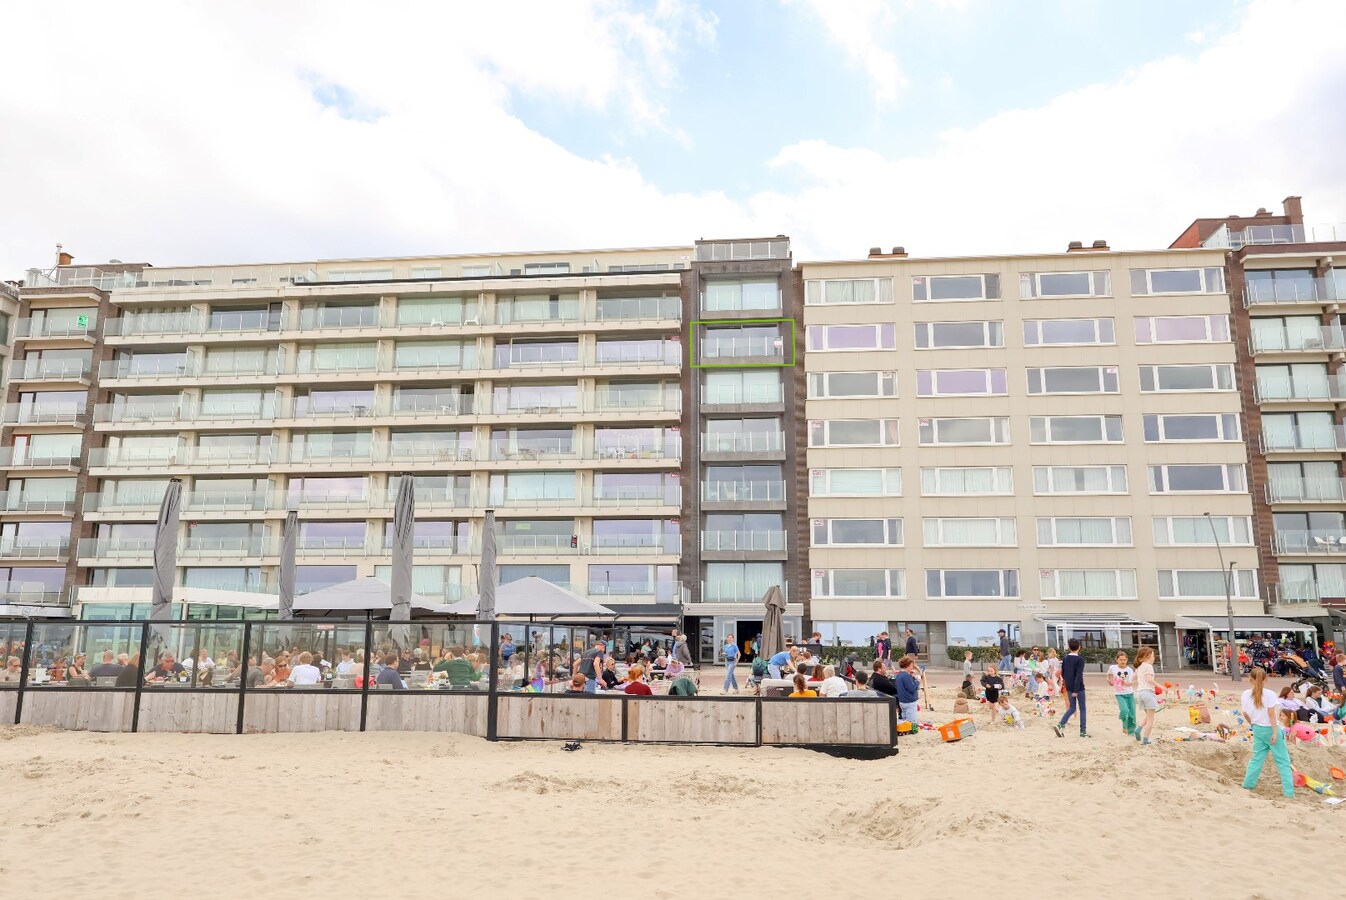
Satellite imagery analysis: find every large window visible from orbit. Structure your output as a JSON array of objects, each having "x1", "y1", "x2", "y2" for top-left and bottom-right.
[
  {"x1": 926, "y1": 569, "x2": 1019, "y2": 598},
  {"x1": 705, "y1": 370, "x2": 782, "y2": 405},
  {"x1": 395, "y1": 340, "x2": 476, "y2": 370},
  {"x1": 913, "y1": 274, "x2": 1000, "y2": 302},
  {"x1": 1023, "y1": 318, "x2": 1115, "y2": 346},
  {"x1": 918, "y1": 417, "x2": 1010, "y2": 445},
  {"x1": 1039, "y1": 569, "x2": 1137, "y2": 599},
  {"x1": 809, "y1": 468, "x2": 902, "y2": 496},
  {"x1": 1148, "y1": 464, "x2": 1246, "y2": 493},
  {"x1": 1158, "y1": 569, "x2": 1256, "y2": 599},
  {"x1": 1262, "y1": 411, "x2": 1339, "y2": 451},
  {"x1": 916, "y1": 368, "x2": 1007, "y2": 396},
  {"x1": 1130, "y1": 267, "x2": 1225, "y2": 295},
  {"x1": 811, "y1": 519, "x2": 903, "y2": 547},
  {"x1": 812, "y1": 569, "x2": 905, "y2": 598},
  {"x1": 1026, "y1": 366, "x2": 1119, "y2": 394},
  {"x1": 920, "y1": 467, "x2": 1012, "y2": 495},
  {"x1": 807, "y1": 371, "x2": 896, "y2": 399},
  {"x1": 923, "y1": 518, "x2": 1017, "y2": 547},
  {"x1": 1036, "y1": 517, "x2": 1132, "y2": 547},
  {"x1": 1030, "y1": 415, "x2": 1123, "y2": 443},
  {"x1": 914, "y1": 321, "x2": 1003, "y2": 349},
  {"x1": 1138, "y1": 364, "x2": 1235, "y2": 392},
  {"x1": 806, "y1": 323, "x2": 896, "y2": 352},
  {"x1": 1134, "y1": 315, "x2": 1230, "y2": 344},
  {"x1": 1019, "y1": 270, "x2": 1111, "y2": 298},
  {"x1": 704, "y1": 562, "x2": 784, "y2": 602},
  {"x1": 1143, "y1": 413, "x2": 1240, "y2": 442},
  {"x1": 488, "y1": 472, "x2": 577, "y2": 504},
  {"x1": 1032, "y1": 465, "x2": 1128, "y2": 494},
  {"x1": 808, "y1": 419, "x2": 899, "y2": 447},
  {"x1": 1153, "y1": 516, "x2": 1253, "y2": 546},
  {"x1": 395, "y1": 296, "x2": 478, "y2": 326},
  {"x1": 704, "y1": 279, "x2": 781, "y2": 312},
  {"x1": 804, "y1": 278, "x2": 893, "y2": 306}
]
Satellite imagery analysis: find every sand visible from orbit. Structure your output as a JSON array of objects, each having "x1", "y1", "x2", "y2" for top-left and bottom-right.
[{"x1": 3, "y1": 673, "x2": 1344, "y2": 899}]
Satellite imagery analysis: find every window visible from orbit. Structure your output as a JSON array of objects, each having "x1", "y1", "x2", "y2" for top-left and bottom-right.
[
  {"x1": 1030, "y1": 416, "x2": 1123, "y2": 443},
  {"x1": 812, "y1": 569, "x2": 905, "y2": 598},
  {"x1": 922, "y1": 518, "x2": 1017, "y2": 547},
  {"x1": 916, "y1": 368, "x2": 1007, "y2": 396},
  {"x1": 1032, "y1": 465, "x2": 1125, "y2": 495},
  {"x1": 1153, "y1": 516, "x2": 1254, "y2": 546},
  {"x1": 913, "y1": 274, "x2": 1000, "y2": 302},
  {"x1": 395, "y1": 296, "x2": 478, "y2": 326},
  {"x1": 808, "y1": 419, "x2": 899, "y2": 447},
  {"x1": 488, "y1": 471, "x2": 578, "y2": 503},
  {"x1": 1262, "y1": 411, "x2": 1339, "y2": 451},
  {"x1": 809, "y1": 468, "x2": 902, "y2": 497},
  {"x1": 1158, "y1": 569, "x2": 1256, "y2": 599},
  {"x1": 1148, "y1": 464, "x2": 1246, "y2": 493},
  {"x1": 1039, "y1": 569, "x2": 1137, "y2": 599},
  {"x1": 522, "y1": 262, "x2": 571, "y2": 275},
  {"x1": 926, "y1": 569, "x2": 1019, "y2": 598},
  {"x1": 1134, "y1": 315, "x2": 1230, "y2": 344},
  {"x1": 914, "y1": 321, "x2": 1004, "y2": 349},
  {"x1": 704, "y1": 562, "x2": 784, "y2": 602},
  {"x1": 1143, "y1": 414, "x2": 1240, "y2": 442},
  {"x1": 1022, "y1": 318, "x2": 1115, "y2": 346},
  {"x1": 704, "y1": 370, "x2": 782, "y2": 404},
  {"x1": 409, "y1": 266, "x2": 441, "y2": 279},
  {"x1": 703, "y1": 279, "x2": 781, "y2": 311},
  {"x1": 1019, "y1": 270, "x2": 1111, "y2": 298},
  {"x1": 807, "y1": 371, "x2": 896, "y2": 399},
  {"x1": 811, "y1": 519, "x2": 903, "y2": 546},
  {"x1": 1036, "y1": 517, "x2": 1132, "y2": 547},
  {"x1": 918, "y1": 417, "x2": 1010, "y2": 445},
  {"x1": 1026, "y1": 366, "x2": 1119, "y2": 394},
  {"x1": 1245, "y1": 268, "x2": 1320, "y2": 304},
  {"x1": 1255, "y1": 362, "x2": 1333, "y2": 401},
  {"x1": 804, "y1": 278, "x2": 893, "y2": 306},
  {"x1": 806, "y1": 323, "x2": 896, "y2": 352},
  {"x1": 1130, "y1": 267, "x2": 1225, "y2": 295},
  {"x1": 920, "y1": 467, "x2": 1012, "y2": 496},
  {"x1": 1138, "y1": 364, "x2": 1235, "y2": 392}
]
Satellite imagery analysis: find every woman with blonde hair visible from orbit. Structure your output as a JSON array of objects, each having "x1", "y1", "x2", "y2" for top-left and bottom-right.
[
  {"x1": 1241, "y1": 666, "x2": 1295, "y2": 798},
  {"x1": 1131, "y1": 646, "x2": 1159, "y2": 745}
]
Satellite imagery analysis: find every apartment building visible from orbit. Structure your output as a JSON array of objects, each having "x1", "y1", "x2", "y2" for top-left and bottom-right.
[
  {"x1": 10, "y1": 246, "x2": 692, "y2": 623},
  {"x1": 802, "y1": 242, "x2": 1262, "y2": 666},
  {"x1": 1171, "y1": 197, "x2": 1346, "y2": 642}
]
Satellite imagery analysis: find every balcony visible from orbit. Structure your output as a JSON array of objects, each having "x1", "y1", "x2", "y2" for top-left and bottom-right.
[
  {"x1": 77, "y1": 537, "x2": 156, "y2": 559},
  {"x1": 1254, "y1": 373, "x2": 1346, "y2": 403},
  {"x1": 696, "y1": 581, "x2": 788, "y2": 603},
  {"x1": 8, "y1": 359, "x2": 92, "y2": 383},
  {"x1": 0, "y1": 537, "x2": 70, "y2": 560},
  {"x1": 699, "y1": 431, "x2": 785, "y2": 456},
  {"x1": 86, "y1": 448, "x2": 276, "y2": 470},
  {"x1": 1266, "y1": 478, "x2": 1346, "y2": 503},
  {"x1": 696, "y1": 239, "x2": 790, "y2": 261},
  {"x1": 591, "y1": 488, "x2": 682, "y2": 508},
  {"x1": 2, "y1": 403, "x2": 87, "y2": 425},
  {"x1": 292, "y1": 306, "x2": 384, "y2": 331},
  {"x1": 0, "y1": 448, "x2": 81, "y2": 470},
  {"x1": 386, "y1": 443, "x2": 476, "y2": 464},
  {"x1": 1216, "y1": 223, "x2": 1346, "y2": 248},
  {"x1": 497, "y1": 535, "x2": 578, "y2": 555},
  {"x1": 0, "y1": 492, "x2": 76, "y2": 515},
  {"x1": 701, "y1": 481, "x2": 787, "y2": 504},
  {"x1": 0, "y1": 585, "x2": 70, "y2": 607},
  {"x1": 1272, "y1": 530, "x2": 1346, "y2": 555},
  {"x1": 589, "y1": 536, "x2": 681, "y2": 556},
  {"x1": 701, "y1": 530, "x2": 787, "y2": 552},
  {"x1": 488, "y1": 439, "x2": 577, "y2": 461},
  {"x1": 594, "y1": 297, "x2": 681, "y2": 323},
  {"x1": 1249, "y1": 325, "x2": 1346, "y2": 355},
  {"x1": 1260, "y1": 427, "x2": 1346, "y2": 453},
  {"x1": 700, "y1": 383, "x2": 784, "y2": 407},
  {"x1": 1244, "y1": 277, "x2": 1346, "y2": 308},
  {"x1": 699, "y1": 335, "x2": 787, "y2": 362},
  {"x1": 183, "y1": 537, "x2": 272, "y2": 558},
  {"x1": 14, "y1": 318, "x2": 97, "y2": 341}
]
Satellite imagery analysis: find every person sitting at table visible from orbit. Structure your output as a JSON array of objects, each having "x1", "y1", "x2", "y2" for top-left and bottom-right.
[
  {"x1": 622, "y1": 665, "x2": 653, "y2": 695},
  {"x1": 146, "y1": 652, "x2": 186, "y2": 683},
  {"x1": 665, "y1": 655, "x2": 686, "y2": 681},
  {"x1": 115, "y1": 654, "x2": 142, "y2": 687},
  {"x1": 376, "y1": 652, "x2": 407, "y2": 689},
  {"x1": 48, "y1": 657, "x2": 68, "y2": 682},
  {"x1": 410, "y1": 649, "x2": 433, "y2": 673},
  {"x1": 817, "y1": 664, "x2": 848, "y2": 698},
  {"x1": 566, "y1": 673, "x2": 587, "y2": 693},
  {"x1": 247, "y1": 658, "x2": 276, "y2": 688},
  {"x1": 289, "y1": 651, "x2": 322, "y2": 686},
  {"x1": 116, "y1": 653, "x2": 130, "y2": 668},
  {"x1": 89, "y1": 651, "x2": 123, "y2": 679},
  {"x1": 1, "y1": 655, "x2": 21, "y2": 682},
  {"x1": 431, "y1": 648, "x2": 452, "y2": 674},
  {"x1": 650, "y1": 649, "x2": 670, "y2": 678},
  {"x1": 600, "y1": 657, "x2": 621, "y2": 691},
  {"x1": 396, "y1": 650, "x2": 415, "y2": 675},
  {"x1": 335, "y1": 650, "x2": 357, "y2": 677},
  {"x1": 789, "y1": 673, "x2": 817, "y2": 698},
  {"x1": 272, "y1": 651, "x2": 292, "y2": 683},
  {"x1": 67, "y1": 653, "x2": 88, "y2": 679},
  {"x1": 870, "y1": 660, "x2": 897, "y2": 698},
  {"x1": 443, "y1": 649, "x2": 481, "y2": 688},
  {"x1": 844, "y1": 670, "x2": 879, "y2": 697},
  {"x1": 185, "y1": 648, "x2": 214, "y2": 677}
]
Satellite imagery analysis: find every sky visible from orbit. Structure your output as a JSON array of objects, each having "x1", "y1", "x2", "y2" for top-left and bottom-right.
[{"x1": 1, "y1": 0, "x2": 1343, "y2": 278}]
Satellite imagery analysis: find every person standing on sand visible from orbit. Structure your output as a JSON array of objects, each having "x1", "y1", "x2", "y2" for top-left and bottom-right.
[
  {"x1": 997, "y1": 629, "x2": 1012, "y2": 673},
  {"x1": 1052, "y1": 638, "x2": 1088, "y2": 738},
  {"x1": 904, "y1": 629, "x2": 919, "y2": 658},
  {"x1": 1041, "y1": 647, "x2": 1061, "y2": 697},
  {"x1": 875, "y1": 632, "x2": 891, "y2": 663},
  {"x1": 1241, "y1": 666, "x2": 1295, "y2": 798},
  {"x1": 722, "y1": 633, "x2": 740, "y2": 693},
  {"x1": 1107, "y1": 651, "x2": 1136, "y2": 736}
]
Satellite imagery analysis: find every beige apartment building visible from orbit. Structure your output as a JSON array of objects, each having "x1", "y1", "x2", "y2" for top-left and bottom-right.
[
  {"x1": 11, "y1": 246, "x2": 691, "y2": 619},
  {"x1": 802, "y1": 243, "x2": 1263, "y2": 666}
]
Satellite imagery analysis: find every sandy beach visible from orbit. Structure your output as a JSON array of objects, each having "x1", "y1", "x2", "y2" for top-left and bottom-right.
[{"x1": 4, "y1": 674, "x2": 1345, "y2": 899}]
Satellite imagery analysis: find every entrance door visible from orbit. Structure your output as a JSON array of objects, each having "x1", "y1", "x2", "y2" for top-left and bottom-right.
[
  {"x1": 698, "y1": 619, "x2": 715, "y2": 664},
  {"x1": 736, "y1": 619, "x2": 763, "y2": 661}
]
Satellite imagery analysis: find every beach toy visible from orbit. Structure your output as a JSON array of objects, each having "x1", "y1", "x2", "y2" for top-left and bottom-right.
[
  {"x1": 1292, "y1": 722, "x2": 1315, "y2": 742},
  {"x1": 1294, "y1": 771, "x2": 1308, "y2": 788},
  {"x1": 937, "y1": 718, "x2": 976, "y2": 743},
  {"x1": 1329, "y1": 767, "x2": 1345, "y2": 781},
  {"x1": 1301, "y1": 773, "x2": 1335, "y2": 796}
]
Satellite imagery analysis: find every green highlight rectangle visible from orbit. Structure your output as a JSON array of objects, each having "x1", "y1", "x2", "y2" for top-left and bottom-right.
[{"x1": 689, "y1": 318, "x2": 797, "y2": 368}]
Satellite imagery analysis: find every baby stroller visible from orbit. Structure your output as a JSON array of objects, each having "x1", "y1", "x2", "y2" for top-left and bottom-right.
[
  {"x1": 748, "y1": 656, "x2": 769, "y2": 693},
  {"x1": 1278, "y1": 656, "x2": 1329, "y2": 694}
]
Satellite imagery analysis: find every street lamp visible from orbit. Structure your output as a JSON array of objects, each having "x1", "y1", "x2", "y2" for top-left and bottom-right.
[{"x1": 1205, "y1": 512, "x2": 1241, "y2": 683}]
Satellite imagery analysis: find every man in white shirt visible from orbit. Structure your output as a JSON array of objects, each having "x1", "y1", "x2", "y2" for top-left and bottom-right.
[
  {"x1": 288, "y1": 651, "x2": 322, "y2": 686},
  {"x1": 817, "y1": 664, "x2": 849, "y2": 698}
]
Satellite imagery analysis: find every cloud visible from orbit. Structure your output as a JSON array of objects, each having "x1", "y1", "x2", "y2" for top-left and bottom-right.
[{"x1": 786, "y1": 0, "x2": 905, "y2": 104}]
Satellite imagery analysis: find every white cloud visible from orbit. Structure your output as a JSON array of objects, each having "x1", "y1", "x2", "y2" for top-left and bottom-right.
[{"x1": 786, "y1": 0, "x2": 905, "y2": 104}]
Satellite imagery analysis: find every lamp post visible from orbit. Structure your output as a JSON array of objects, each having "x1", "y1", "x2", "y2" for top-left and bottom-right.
[{"x1": 1205, "y1": 512, "x2": 1241, "y2": 683}]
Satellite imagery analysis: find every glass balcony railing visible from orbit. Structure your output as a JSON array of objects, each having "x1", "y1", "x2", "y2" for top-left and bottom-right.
[
  {"x1": 489, "y1": 494, "x2": 582, "y2": 510},
  {"x1": 1249, "y1": 325, "x2": 1346, "y2": 354},
  {"x1": 1269, "y1": 581, "x2": 1328, "y2": 606},
  {"x1": 1223, "y1": 223, "x2": 1346, "y2": 248},
  {"x1": 700, "y1": 335, "x2": 786, "y2": 359},
  {"x1": 86, "y1": 448, "x2": 275, "y2": 469},
  {"x1": 386, "y1": 443, "x2": 475, "y2": 462},
  {"x1": 496, "y1": 534, "x2": 577, "y2": 554},
  {"x1": 701, "y1": 481, "x2": 786, "y2": 503},
  {"x1": 182, "y1": 537, "x2": 271, "y2": 557},
  {"x1": 1260, "y1": 427, "x2": 1346, "y2": 452},
  {"x1": 594, "y1": 297, "x2": 680, "y2": 322},
  {"x1": 697, "y1": 581, "x2": 788, "y2": 603},
  {"x1": 8, "y1": 359, "x2": 92, "y2": 381},
  {"x1": 1254, "y1": 374, "x2": 1346, "y2": 402},
  {"x1": 77, "y1": 537, "x2": 156, "y2": 558},
  {"x1": 700, "y1": 384, "x2": 783, "y2": 405},
  {"x1": 2, "y1": 403, "x2": 87, "y2": 425},
  {"x1": 1265, "y1": 478, "x2": 1346, "y2": 503},
  {"x1": 699, "y1": 432, "x2": 785, "y2": 454},
  {"x1": 1273, "y1": 530, "x2": 1346, "y2": 555},
  {"x1": 593, "y1": 342, "x2": 680, "y2": 367},
  {"x1": 0, "y1": 585, "x2": 69, "y2": 607},
  {"x1": 1244, "y1": 277, "x2": 1346, "y2": 307},
  {"x1": 0, "y1": 538, "x2": 70, "y2": 559},
  {"x1": 0, "y1": 492, "x2": 76, "y2": 515},
  {"x1": 293, "y1": 306, "x2": 383, "y2": 330},
  {"x1": 14, "y1": 318, "x2": 97, "y2": 339},
  {"x1": 489, "y1": 440, "x2": 576, "y2": 460},
  {"x1": 0, "y1": 448, "x2": 81, "y2": 469},
  {"x1": 701, "y1": 530, "x2": 787, "y2": 552},
  {"x1": 589, "y1": 536, "x2": 681, "y2": 555},
  {"x1": 591, "y1": 488, "x2": 681, "y2": 507}
]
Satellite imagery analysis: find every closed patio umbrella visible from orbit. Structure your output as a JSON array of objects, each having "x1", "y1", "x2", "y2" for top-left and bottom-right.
[
  {"x1": 760, "y1": 584, "x2": 786, "y2": 661},
  {"x1": 151, "y1": 479, "x2": 182, "y2": 623},
  {"x1": 390, "y1": 474, "x2": 414, "y2": 649},
  {"x1": 278, "y1": 510, "x2": 297, "y2": 621},
  {"x1": 477, "y1": 509, "x2": 497, "y2": 621}
]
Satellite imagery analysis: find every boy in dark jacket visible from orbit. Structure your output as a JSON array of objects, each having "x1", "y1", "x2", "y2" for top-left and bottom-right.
[{"x1": 1053, "y1": 639, "x2": 1089, "y2": 738}]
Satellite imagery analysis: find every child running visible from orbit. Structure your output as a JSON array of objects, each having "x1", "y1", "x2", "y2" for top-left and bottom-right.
[
  {"x1": 1107, "y1": 651, "x2": 1136, "y2": 736},
  {"x1": 1131, "y1": 646, "x2": 1158, "y2": 745}
]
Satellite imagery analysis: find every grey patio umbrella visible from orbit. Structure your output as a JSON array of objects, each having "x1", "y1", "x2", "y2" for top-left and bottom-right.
[
  {"x1": 477, "y1": 509, "x2": 497, "y2": 620},
  {"x1": 389, "y1": 474, "x2": 414, "y2": 649},
  {"x1": 277, "y1": 510, "x2": 298, "y2": 621},
  {"x1": 760, "y1": 584, "x2": 786, "y2": 661},
  {"x1": 150, "y1": 479, "x2": 182, "y2": 623}
]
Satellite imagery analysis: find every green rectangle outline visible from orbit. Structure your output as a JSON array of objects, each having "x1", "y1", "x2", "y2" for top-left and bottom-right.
[{"x1": 689, "y1": 318, "x2": 796, "y2": 368}]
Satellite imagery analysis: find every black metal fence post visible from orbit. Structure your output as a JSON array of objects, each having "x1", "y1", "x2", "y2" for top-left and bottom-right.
[
  {"x1": 486, "y1": 621, "x2": 500, "y2": 741},
  {"x1": 358, "y1": 619, "x2": 373, "y2": 732},
  {"x1": 13, "y1": 620, "x2": 34, "y2": 725},
  {"x1": 755, "y1": 694, "x2": 763, "y2": 747},
  {"x1": 235, "y1": 621, "x2": 252, "y2": 735},
  {"x1": 130, "y1": 621, "x2": 150, "y2": 733}
]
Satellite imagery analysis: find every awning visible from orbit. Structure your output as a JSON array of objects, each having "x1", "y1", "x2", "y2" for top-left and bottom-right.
[
  {"x1": 1033, "y1": 613, "x2": 1158, "y2": 632},
  {"x1": 1177, "y1": 615, "x2": 1318, "y2": 634},
  {"x1": 441, "y1": 577, "x2": 615, "y2": 618},
  {"x1": 600, "y1": 603, "x2": 684, "y2": 620}
]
